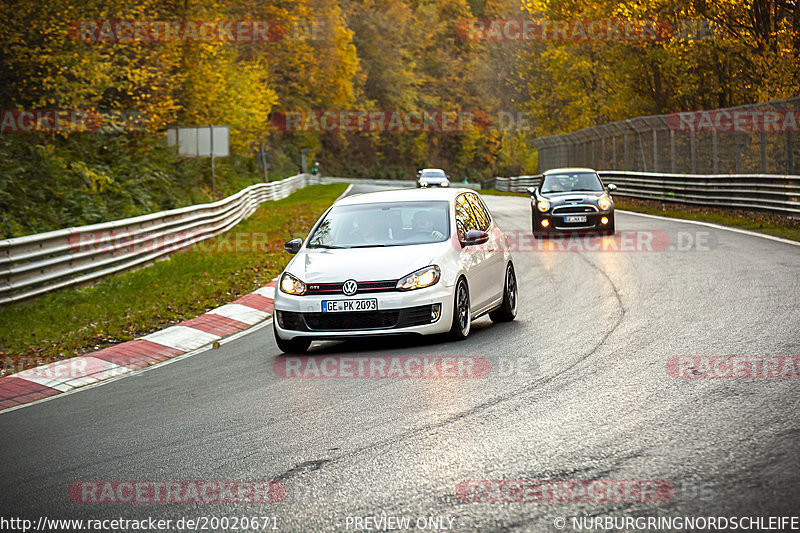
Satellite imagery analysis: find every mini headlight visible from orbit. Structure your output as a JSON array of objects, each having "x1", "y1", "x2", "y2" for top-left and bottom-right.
[
  {"x1": 537, "y1": 199, "x2": 550, "y2": 212},
  {"x1": 420, "y1": 181, "x2": 428, "y2": 187},
  {"x1": 598, "y1": 196, "x2": 612, "y2": 211},
  {"x1": 396, "y1": 265, "x2": 441, "y2": 291},
  {"x1": 442, "y1": 180, "x2": 449, "y2": 187},
  {"x1": 280, "y1": 272, "x2": 306, "y2": 295}
]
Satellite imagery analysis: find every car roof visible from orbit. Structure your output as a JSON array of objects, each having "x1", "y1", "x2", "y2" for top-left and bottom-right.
[
  {"x1": 335, "y1": 187, "x2": 471, "y2": 206},
  {"x1": 543, "y1": 167, "x2": 597, "y2": 175},
  {"x1": 420, "y1": 168, "x2": 446, "y2": 173}
]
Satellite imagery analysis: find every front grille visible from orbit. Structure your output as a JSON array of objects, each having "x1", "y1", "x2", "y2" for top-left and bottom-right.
[
  {"x1": 552, "y1": 205, "x2": 597, "y2": 215},
  {"x1": 279, "y1": 305, "x2": 434, "y2": 332},
  {"x1": 305, "y1": 310, "x2": 400, "y2": 330},
  {"x1": 306, "y1": 279, "x2": 398, "y2": 295}
]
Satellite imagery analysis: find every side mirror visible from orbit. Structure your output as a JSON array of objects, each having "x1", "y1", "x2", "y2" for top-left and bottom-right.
[
  {"x1": 462, "y1": 230, "x2": 490, "y2": 247},
  {"x1": 527, "y1": 187, "x2": 538, "y2": 196},
  {"x1": 607, "y1": 183, "x2": 617, "y2": 191},
  {"x1": 284, "y1": 238, "x2": 302, "y2": 254}
]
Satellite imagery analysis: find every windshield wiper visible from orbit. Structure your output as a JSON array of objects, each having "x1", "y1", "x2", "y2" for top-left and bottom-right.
[{"x1": 307, "y1": 243, "x2": 349, "y2": 249}]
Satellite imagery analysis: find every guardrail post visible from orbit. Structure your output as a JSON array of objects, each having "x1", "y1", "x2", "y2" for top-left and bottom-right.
[
  {"x1": 612, "y1": 136, "x2": 617, "y2": 169},
  {"x1": 712, "y1": 129, "x2": 719, "y2": 174},
  {"x1": 637, "y1": 133, "x2": 646, "y2": 172},
  {"x1": 601, "y1": 136, "x2": 606, "y2": 169},
  {"x1": 670, "y1": 130, "x2": 676, "y2": 173},
  {"x1": 735, "y1": 132, "x2": 742, "y2": 173},
  {"x1": 652, "y1": 130, "x2": 658, "y2": 173},
  {"x1": 624, "y1": 133, "x2": 629, "y2": 170}
]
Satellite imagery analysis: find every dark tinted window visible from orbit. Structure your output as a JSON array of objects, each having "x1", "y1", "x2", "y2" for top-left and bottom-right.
[{"x1": 541, "y1": 172, "x2": 603, "y2": 193}]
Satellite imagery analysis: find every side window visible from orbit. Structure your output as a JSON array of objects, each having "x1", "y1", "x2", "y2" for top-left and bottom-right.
[
  {"x1": 466, "y1": 193, "x2": 491, "y2": 231},
  {"x1": 454, "y1": 194, "x2": 479, "y2": 239}
]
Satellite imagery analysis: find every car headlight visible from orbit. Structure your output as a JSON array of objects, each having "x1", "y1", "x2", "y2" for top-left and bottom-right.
[
  {"x1": 536, "y1": 199, "x2": 550, "y2": 212},
  {"x1": 598, "y1": 196, "x2": 612, "y2": 211},
  {"x1": 420, "y1": 181, "x2": 428, "y2": 187},
  {"x1": 396, "y1": 265, "x2": 441, "y2": 291},
  {"x1": 280, "y1": 272, "x2": 306, "y2": 295},
  {"x1": 442, "y1": 180, "x2": 449, "y2": 187}
]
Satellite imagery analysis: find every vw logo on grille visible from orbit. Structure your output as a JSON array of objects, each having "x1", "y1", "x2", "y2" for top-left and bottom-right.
[{"x1": 342, "y1": 279, "x2": 358, "y2": 296}]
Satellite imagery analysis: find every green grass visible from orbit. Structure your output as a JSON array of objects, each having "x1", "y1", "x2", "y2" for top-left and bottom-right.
[
  {"x1": 614, "y1": 198, "x2": 800, "y2": 243},
  {"x1": 0, "y1": 183, "x2": 346, "y2": 370}
]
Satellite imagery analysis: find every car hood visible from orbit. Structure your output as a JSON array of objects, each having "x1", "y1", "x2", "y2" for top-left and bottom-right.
[
  {"x1": 540, "y1": 191, "x2": 605, "y2": 206},
  {"x1": 287, "y1": 243, "x2": 446, "y2": 282}
]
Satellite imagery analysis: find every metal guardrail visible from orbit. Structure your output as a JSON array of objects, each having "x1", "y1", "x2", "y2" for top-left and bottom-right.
[
  {"x1": 0, "y1": 174, "x2": 308, "y2": 305},
  {"x1": 492, "y1": 172, "x2": 800, "y2": 217},
  {"x1": 492, "y1": 176, "x2": 540, "y2": 193},
  {"x1": 311, "y1": 176, "x2": 483, "y2": 190}
]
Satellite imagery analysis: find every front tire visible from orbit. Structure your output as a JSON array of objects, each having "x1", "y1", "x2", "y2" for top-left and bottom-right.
[
  {"x1": 490, "y1": 263, "x2": 517, "y2": 323},
  {"x1": 449, "y1": 277, "x2": 471, "y2": 340},
  {"x1": 273, "y1": 321, "x2": 311, "y2": 354}
]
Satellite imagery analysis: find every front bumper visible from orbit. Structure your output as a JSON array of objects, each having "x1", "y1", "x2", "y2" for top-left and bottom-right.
[
  {"x1": 535, "y1": 210, "x2": 614, "y2": 232},
  {"x1": 273, "y1": 283, "x2": 454, "y2": 340}
]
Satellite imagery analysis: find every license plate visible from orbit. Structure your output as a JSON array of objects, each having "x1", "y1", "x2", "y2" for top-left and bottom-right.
[
  {"x1": 322, "y1": 299, "x2": 378, "y2": 312},
  {"x1": 565, "y1": 215, "x2": 587, "y2": 223}
]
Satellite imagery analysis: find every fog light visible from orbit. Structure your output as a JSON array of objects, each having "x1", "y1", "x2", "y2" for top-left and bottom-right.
[
  {"x1": 601, "y1": 217, "x2": 609, "y2": 225},
  {"x1": 431, "y1": 303, "x2": 442, "y2": 322},
  {"x1": 276, "y1": 311, "x2": 284, "y2": 328},
  {"x1": 541, "y1": 219, "x2": 550, "y2": 228}
]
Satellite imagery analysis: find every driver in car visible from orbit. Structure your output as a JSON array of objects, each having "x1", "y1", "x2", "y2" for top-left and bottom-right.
[{"x1": 412, "y1": 211, "x2": 445, "y2": 240}]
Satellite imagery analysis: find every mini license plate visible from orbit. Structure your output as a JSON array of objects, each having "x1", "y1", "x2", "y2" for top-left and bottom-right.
[
  {"x1": 322, "y1": 299, "x2": 378, "y2": 312},
  {"x1": 564, "y1": 215, "x2": 587, "y2": 223}
]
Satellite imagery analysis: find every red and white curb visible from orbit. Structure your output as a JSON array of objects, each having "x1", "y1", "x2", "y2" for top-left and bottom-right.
[{"x1": 0, "y1": 279, "x2": 278, "y2": 412}]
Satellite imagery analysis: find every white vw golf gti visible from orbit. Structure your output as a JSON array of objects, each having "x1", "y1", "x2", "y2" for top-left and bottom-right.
[{"x1": 273, "y1": 188, "x2": 517, "y2": 353}]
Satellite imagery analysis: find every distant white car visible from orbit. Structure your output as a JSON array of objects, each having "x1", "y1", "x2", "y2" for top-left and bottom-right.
[
  {"x1": 417, "y1": 168, "x2": 450, "y2": 188},
  {"x1": 273, "y1": 188, "x2": 517, "y2": 353}
]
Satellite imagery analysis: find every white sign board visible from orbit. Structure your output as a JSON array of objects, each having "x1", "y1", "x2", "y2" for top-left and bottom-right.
[{"x1": 167, "y1": 126, "x2": 229, "y2": 157}]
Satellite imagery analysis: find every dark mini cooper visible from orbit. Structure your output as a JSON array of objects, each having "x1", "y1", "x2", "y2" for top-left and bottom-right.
[{"x1": 529, "y1": 168, "x2": 617, "y2": 238}]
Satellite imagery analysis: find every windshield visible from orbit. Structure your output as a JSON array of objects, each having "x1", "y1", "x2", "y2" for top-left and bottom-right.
[
  {"x1": 421, "y1": 170, "x2": 446, "y2": 178},
  {"x1": 541, "y1": 172, "x2": 604, "y2": 194},
  {"x1": 307, "y1": 200, "x2": 450, "y2": 248}
]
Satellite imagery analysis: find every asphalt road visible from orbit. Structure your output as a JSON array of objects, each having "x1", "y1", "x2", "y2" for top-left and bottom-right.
[{"x1": 2, "y1": 184, "x2": 800, "y2": 532}]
